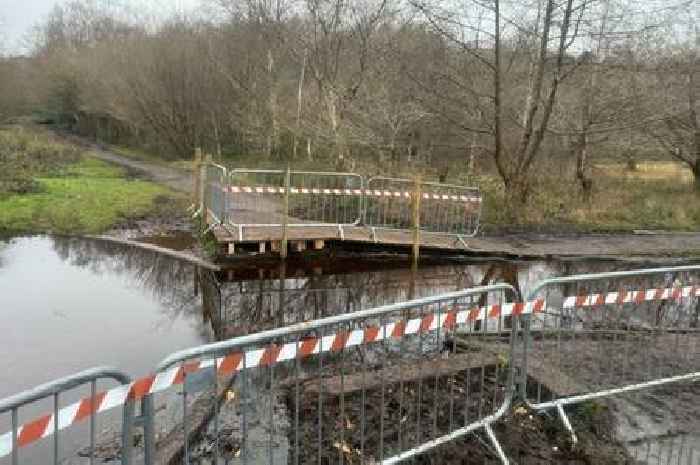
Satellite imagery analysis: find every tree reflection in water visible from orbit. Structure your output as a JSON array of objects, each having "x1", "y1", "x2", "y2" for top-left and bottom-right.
[
  {"x1": 50, "y1": 236, "x2": 216, "y2": 342},
  {"x1": 48, "y1": 235, "x2": 642, "y2": 345}
]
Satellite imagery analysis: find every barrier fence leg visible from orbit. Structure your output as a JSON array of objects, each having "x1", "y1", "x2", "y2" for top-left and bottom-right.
[
  {"x1": 122, "y1": 398, "x2": 135, "y2": 465},
  {"x1": 142, "y1": 395, "x2": 156, "y2": 465},
  {"x1": 556, "y1": 404, "x2": 578, "y2": 446},
  {"x1": 484, "y1": 424, "x2": 509, "y2": 465}
]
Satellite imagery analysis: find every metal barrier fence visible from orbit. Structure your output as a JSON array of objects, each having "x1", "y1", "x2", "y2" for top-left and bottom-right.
[
  {"x1": 205, "y1": 164, "x2": 228, "y2": 224},
  {"x1": 204, "y1": 166, "x2": 483, "y2": 237},
  {"x1": 225, "y1": 169, "x2": 364, "y2": 228},
  {"x1": 364, "y1": 177, "x2": 482, "y2": 237},
  {"x1": 145, "y1": 284, "x2": 518, "y2": 465},
  {"x1": 0, "y1": 367, "x2": 133, "y2": 465},
  {"x1": 4, "y1": 266, "x2": 700, "y2": 464},
  {"x1": 519, "y1": 265, "x2": 700, "y2": 445}
]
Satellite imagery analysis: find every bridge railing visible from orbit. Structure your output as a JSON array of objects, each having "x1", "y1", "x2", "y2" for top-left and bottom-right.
[
  {"x1": 364, "y1": 176, "x2": 482, "y2": 237},
  {"x1": 206, "y1": 167, "x2": 482, "y2": 237}
]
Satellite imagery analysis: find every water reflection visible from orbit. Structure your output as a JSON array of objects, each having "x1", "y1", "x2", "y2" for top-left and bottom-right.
[
  {"x1": 214, "y1": 258, "x2": 636, "y2": 339},
  {"x1": 0, "y1": 236, "x2": 214, "y2": 399}
]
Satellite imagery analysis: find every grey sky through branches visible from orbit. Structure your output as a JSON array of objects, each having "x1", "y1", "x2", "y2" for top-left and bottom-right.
[{"x1": 0, "y1": 0, "x2": 202, "y2": 53}]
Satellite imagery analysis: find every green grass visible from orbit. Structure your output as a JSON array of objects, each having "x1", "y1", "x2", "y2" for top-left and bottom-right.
[{"x1": 0, "y1": 128, "x2": 179, "y2": 235}]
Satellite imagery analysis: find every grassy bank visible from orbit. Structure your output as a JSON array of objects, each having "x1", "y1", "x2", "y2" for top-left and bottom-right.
[{"x1": 0, "y1": 127, "x2": 180, "y2": 235}]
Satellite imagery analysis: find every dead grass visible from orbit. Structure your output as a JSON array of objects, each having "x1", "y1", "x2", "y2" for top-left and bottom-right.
[
  {"x1": 478, "y1": 169, "x2": 700, "y2": 232},
  {"x1": 596, "y1": 161, "x2": 694, "y2": 183}
]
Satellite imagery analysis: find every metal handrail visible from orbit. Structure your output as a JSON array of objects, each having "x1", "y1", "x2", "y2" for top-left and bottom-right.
[
  {"x1": 156, "y1": 284, "x2": 517, "y2": 372},
  {"x1": 0, "y1": 367, "x2": 131, "y2": 413},
  {"x1": 0, "y1": 366, "x2": 133, "y2": 465},
  {"x1": 521, "y1": 264, "x2": 700, "y2": 446},
  {"x1": 525, "y1": 265, "x2": 700, "y2": 301}
]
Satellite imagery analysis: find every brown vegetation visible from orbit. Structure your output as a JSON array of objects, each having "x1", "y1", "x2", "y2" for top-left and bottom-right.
[{"x1": 0, "y1": 0, "x2": 697, "y2": 220}]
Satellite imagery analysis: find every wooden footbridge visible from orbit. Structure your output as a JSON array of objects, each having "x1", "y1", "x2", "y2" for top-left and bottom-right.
[{"x1": 196, "y1": 162, "x2": 483, "y2": 259}]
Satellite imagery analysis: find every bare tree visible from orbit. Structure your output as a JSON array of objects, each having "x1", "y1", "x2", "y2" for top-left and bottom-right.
[
  {"x1": 646, "y1": 7, "x2": 699, "y2": 189},
  {"x1": 412, "y1": 0, "x2": 590, "y2": 211},
  {"x1": 296, "y1": 0, "x2": 391, "y2": 168}
]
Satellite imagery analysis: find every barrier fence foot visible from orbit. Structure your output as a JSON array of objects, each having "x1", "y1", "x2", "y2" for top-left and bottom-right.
[
  {"x1": 484, "y1": 423, "x2": 509, "y2": 465},
  {"x1": 556, "y1": 404, "x2": 578, "y2": 447}
]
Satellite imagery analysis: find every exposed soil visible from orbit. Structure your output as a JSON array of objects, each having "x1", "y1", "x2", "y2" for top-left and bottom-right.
[{"x1": 285, "y1": 364, "x2": 632, "y2": 465}]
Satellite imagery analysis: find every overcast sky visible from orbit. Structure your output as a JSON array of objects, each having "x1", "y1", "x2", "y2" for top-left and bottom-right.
[{"x1": 0, "y1": 0, "x2": 202, "y2": 54}]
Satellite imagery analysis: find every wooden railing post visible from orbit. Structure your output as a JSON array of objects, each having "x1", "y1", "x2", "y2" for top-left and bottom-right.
[
  {"x1": 412, "y1": 175, "x2": 421, "y2": 270},
  {"x1": 281, "y1": 164, "x2": 291, "y2": 259},
  {"x1": 193, "y1": 147, "x2": 203, "y2": 210},
  {"x1": 201, "y1": 153, "x2": 212, "y2": 222}
]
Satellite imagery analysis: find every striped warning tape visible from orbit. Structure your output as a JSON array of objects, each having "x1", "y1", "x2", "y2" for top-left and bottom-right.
[
  {"x1": 224, "y1": 186, "x2": 482, "y2": 203},
  {"x1": 0, "y1": 299, "x2": 536, "y2": 458},
  {"x1": 2, "y1": 284, "x2": 699, "y2": 458},
  {"x1": 562, "y1": 285, "x2": 700, "y2": 309}
]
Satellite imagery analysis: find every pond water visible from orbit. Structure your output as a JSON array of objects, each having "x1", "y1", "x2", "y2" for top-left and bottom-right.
[
  {"x1": 0, "y1": 236, "x2": 215, "y2": 465},
  {"x1": 0, "y1": 236, "x2": 213, "y2": 399}
]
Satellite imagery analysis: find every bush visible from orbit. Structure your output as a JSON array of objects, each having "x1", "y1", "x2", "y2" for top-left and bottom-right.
[{"x1": 0, "y1": 127, "x2": 82, "y2": 196}]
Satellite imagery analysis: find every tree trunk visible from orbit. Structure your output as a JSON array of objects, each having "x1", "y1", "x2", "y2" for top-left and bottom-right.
[
  {"x1": 575, "y1": 136, "x2": 593, "y2": 202},
  {"x1": 267, "y1": 49, "x2": 279, "y2": 159},
  {"x1": 693, "y1": 161, "x2": 700, "y2": 191}
]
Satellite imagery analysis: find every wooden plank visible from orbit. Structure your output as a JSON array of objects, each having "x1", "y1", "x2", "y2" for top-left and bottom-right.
[
  {"x1": 526, "y1": 359, "x2": 587, "y2": 398},
  {"x1": 313, "y1": 239, "x2": 325, "y2": 250},
  {"x1": 86, "y1": 235, "x2": 220, "y2": 271},
  {"x1": 302, "y1": 349, "x2": 502, "y2": 396}
]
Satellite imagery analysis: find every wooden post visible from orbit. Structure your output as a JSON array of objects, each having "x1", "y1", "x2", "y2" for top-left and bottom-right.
[
  {"x1": 193, "y1": 148, "x2": 203, "y2": 208},
  {"x1": 412, "y1": 175, "x2": 422, "y2": 270},
  {"x1": 281, "y1": 164, "x2": 291, "y2": 259},
  {"x1": 201, "y1": 153, "x2": 212, "y2": 222}
]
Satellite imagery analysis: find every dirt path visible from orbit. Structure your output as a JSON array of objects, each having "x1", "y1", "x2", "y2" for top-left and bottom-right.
[{"x1": 56, "y1": 131, "x2": 193, "y2": 193}]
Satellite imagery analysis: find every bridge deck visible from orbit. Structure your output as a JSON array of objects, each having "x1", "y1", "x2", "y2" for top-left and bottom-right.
[
  {"x1": 211, "y1": 223, "x2": 472, "y2": 255},
  {"x1": 210, "y1": 222, "x2": 700, "y2": 260}
]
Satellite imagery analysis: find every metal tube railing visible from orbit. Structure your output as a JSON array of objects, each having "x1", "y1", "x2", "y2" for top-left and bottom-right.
[
  {"x1": 0, "y1": 367, "x2": 133, "y2": 465},
  {"x1": 147, "y1": 284, "x2": 518, "y2": 465},
  {"x1": 520, "y1": 265, "x2": 700, "y2": 445},
  {"x1": 213, "y1": 168, "x2": 483, "y2": 237}
]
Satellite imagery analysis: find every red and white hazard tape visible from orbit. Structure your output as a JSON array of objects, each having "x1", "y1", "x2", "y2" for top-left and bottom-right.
[
  {"x1": 562, "y1": 285, "x2": 700, "y2": 309},
  {"x1": 224, "y1": 186, "x2": 481, "y2": 203},
  {"x1": 2, "y1": 284, "x2": 699, "y2": 458}
]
